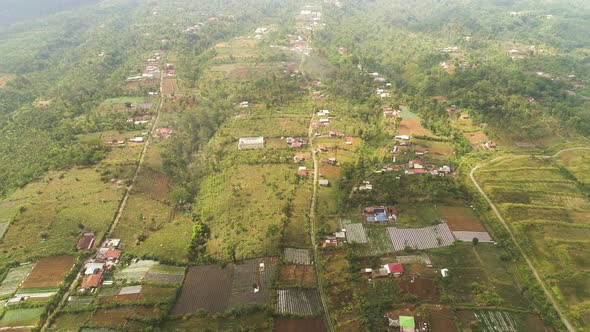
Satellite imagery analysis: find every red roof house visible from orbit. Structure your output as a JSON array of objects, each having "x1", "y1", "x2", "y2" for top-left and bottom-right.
[
  {"x1": 412, "y1": 168, "x2": 427, "y2": 174},
  {"x1": 80, "y1": 270, "x2": 104, "y2": 290},
  {"x1": 384, "y1": 263, "x2": 404, "y2": 276}
]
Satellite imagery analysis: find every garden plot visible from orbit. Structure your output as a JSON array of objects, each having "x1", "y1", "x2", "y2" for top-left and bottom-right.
[
  {"x1": 345, "y1": 223, "x2": 368, "y2": 243},
  {"x1": 387, "y1": 224, "x2": 455, "y2": 251},
  {"x1": 20, "y1": 256, "x2": 76, "y2": 289},
  {"x1": 360, "y1": 227, "x2": 395, "y2": 256},
  {"x1": 279, "y1": 265, "x2": 316, "y2": 287},
  {"x1": 114, "y1": 260, "x2": 158, "y2": 282},
  {"x1": 284, "y1": 248, "x2": 311, "y2": 265},
  {"x1": 0, "y1": 264, "x2": 33, "y2": 297},
  {"x1": 0, "y1": 307, "x2": 44, "y2": 328},
  {"x1": 396, "y1": 254, "x2": 432, "y2": 265},
  {"x1": 143, "y1": 264, "x2": 185, "y2": 284},
  {"x1": 172, "y1": 265, "x2": 233, "y2": 315},
  {"x1": 273, "y1": 317, "x2": 326, "y2": 332},
  {"x1": 119, "y1": 285, "x2": 142, "y2": 295},
  {"x1": 172, "y1": 258, "x2": 277, "y2": 315},
  {"x1": 474, "y1": 311, "x2": 518, "y2": 332},
  {"x1": 276, "y1": 289, "x2": 322, "y2": 316},
  {"x1": 228, "y1": 257, "x2": 277, "y2": 308},
  {"x1": 436, "y1": 206, "x2": 486, "y2": 232},
  {"x1": 453, "y1": 231, "x2": 493, "y2": 243}
]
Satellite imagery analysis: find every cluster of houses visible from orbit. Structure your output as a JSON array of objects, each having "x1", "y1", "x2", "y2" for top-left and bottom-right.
[
  {"x1": 364, "y1": 206, "x2": 398, "y2": 223},
  {"x1": 165, "y1": 63, "x2": 175, "y2": 77},
  {"x1": 287, "y1": 137, "x2": 309, "y2": 148},
  {"x1": 361, "y1": 262, "x2": 404, "y2": 279},
  {"x1": 126, "y1": 53, "x2": 162, "y2": 82},
  {"x1": 375, "y1": 160, "x2": 452, "y2": 176},
  {"x1": 383, "y1": 107, "x2": 401, "y2": 118},
  {"x1": 376, "y1": 83, "x2": 393, "y2": 99},
  {"x1": 322, "y1": 230, "x2": 346, "y2": 248},
  {"x1": 76, "y1": 234, "x2": 122, "y2": 292},
  {"x1": 127, "y1": 114, "x2": 152, "y2": 125},
  {"x1": 254, "y1": 27, "x2": 269, "y2": 39}
]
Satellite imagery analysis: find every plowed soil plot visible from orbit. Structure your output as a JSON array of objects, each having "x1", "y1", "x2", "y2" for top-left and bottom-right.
[
  {"x1": 280, "y1": 265, "x2": 316, "y2": 287},
  {"x1": 399, "y1": 278, "x2": 439, "y2": 301},
  {"x1": 172, "y1": 265, "x2": 232, "y2": 314},
  {"x1": 21, "y1": 256, "x2": 75, "y2": 289},
  {"x1": 319, "y1": 165, "x2": 340, "y2": 178},
  {"x1": 437, "y1": 206, "x2": 485, "y2": 232},
  {"x1": 465, "y1": 131, "x2": 488, "y2": 145},
  {"x1": 273, "y1": 317, "x2": 326, "y2": 332},
  {"x1": 429, "y1": 306, "x2": 458, "y2": 332},
  {"x1": 162, "y1": 78, "x2": 175, "y2": 95},
  {"x1": 398, "y1": 119, "x2": 433, "y2": 136}
]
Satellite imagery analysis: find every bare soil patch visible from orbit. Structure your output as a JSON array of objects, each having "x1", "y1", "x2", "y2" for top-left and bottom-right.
[
  {"x1": 437, "y1": 206, "x2": 486, "y2": 232},
  {"x1": 273, "y1": 317, "x2": 326, "y2": 332},
  {"x1": 399, "y1": 278, "x2": 439, "y2": 301},
  {"x1": 319, "y1": 165, "x2": 341, "y2": 178},
  {"x1": 21, "y1": 256, "x2": 75, "y2": 289},
  {"x1": 429, "y1": 305, "x2": 458, "y2": 332},
  {"x1": 398, "y1": 119, "x2": 433, "y2": 136},
  {"x1": 171, "y1": 265, "x2": 232, "y2": 315},
  {"x1": 279, "y1": 265, "x2": 316, "y2": 287}
]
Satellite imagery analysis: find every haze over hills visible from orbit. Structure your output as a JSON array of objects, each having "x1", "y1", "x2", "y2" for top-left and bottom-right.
[{"x1": 0, "y1": 0, "x2": 588, "y2": 330}]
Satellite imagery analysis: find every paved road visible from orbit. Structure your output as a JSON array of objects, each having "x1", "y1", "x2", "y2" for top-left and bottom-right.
[
  {"x1": 41, "y1": 63, "x2": 167, "y2": 332},
  {"x1": 469, "y1": 147, "x2": 590, "y2": 332}
]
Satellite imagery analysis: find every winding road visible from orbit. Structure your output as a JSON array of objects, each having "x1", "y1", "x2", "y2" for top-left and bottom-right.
[{"x1": 469, "y1": 147, "x2": 590, "y2": 332}]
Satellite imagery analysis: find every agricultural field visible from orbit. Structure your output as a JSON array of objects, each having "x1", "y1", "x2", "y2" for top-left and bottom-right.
[
  {"x1": 412, "y1": 138, "x2": 454, "y2": 160},
  {"x1": 358, "y1": 226, "x2": 395, "y2": 256},
  {"x1": 436, "y1": 206, "x2": 486, "y2": 232},
  {"x1": 0, "y1": 307, "x2": 44, "y2": 328},
  {"x1": 398, "y1": 118, "x2": 434, "y2": 137},
  {"x1": 284, "y1": 247, "x2": 311, "y2": 265},
  {"x1": 197, "y1": 164, "x2": 299, "y2": 260},
  {"x1": 278, "y1": 265, "x2": 316, "y2": 287},
  {"x1": 20, "y1": 256, "x2": 76, "y2": 290},
  {"x1": 172, "y1": 258, "x2": 276, "y2": 315},
  {"x1": 0, "y1": 264, "x2": 33, "y2": 297},
  {"x1": 163, "y1": 310, "x2": 273, "y2": 331},
  {"x1": 475, "y1": 154, "x2": 590, "y2": 327},
  {"x1": 0, "y1": 163, "x2": 126, "y2": 266},
  {"x1": 276, "y1": 288, "x2": 323, "y2": 316},
  {"x1": 396, "y1": 202, "x2": 441, "y2": 228},
  {"x1": 273, "y1": 317, "x2": 326, "y2": 332}
]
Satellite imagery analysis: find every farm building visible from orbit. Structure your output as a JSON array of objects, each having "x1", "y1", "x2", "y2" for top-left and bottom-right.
[
  {"x1": 453, "y1": 231, "x2": 493, "y2": 243},
  {"x1": 387, "y1": 224, "x2": 455, "y2": 251},
  {"x1": 76, "y1": 232, "x2": 95, "y2": 250},
  {"x1": 319, "y1": 179, "x2": 329, "y2": 186},
  {"x1": 298, "y1": 166, "x2": 309, "y2": 176},
  {"x1": 84, "y1": 262, "x2": 105, "y2": 275},
  {"x1": 103, "y1": 238, "x2": 121, "y2": 248},
  {"x1": 395, "y1": 135, "x2": 410, "y2": 140},
  {"x1": 238, "y1": 137, "x2": 265, "y2": 150},
  {"x1": 80, "y1": 270, "x2": 103, "y2": 291},
  {"x1": 383, "y1": 263, "x2": 404, "y2": 277},
  {"x1": 130, "y1": 137, "x2": 145, "y2": 143},
  {"x1": 409, "y1": 160, "x2": 425, "y2": 169},
  {"x1": 96, "y1": 248, "x2": 121, "y2": 262}
]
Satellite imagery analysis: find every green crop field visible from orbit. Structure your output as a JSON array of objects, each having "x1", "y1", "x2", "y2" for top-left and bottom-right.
[{"x1": 476, "y1": 153, "x2": 590, "y2": 327}]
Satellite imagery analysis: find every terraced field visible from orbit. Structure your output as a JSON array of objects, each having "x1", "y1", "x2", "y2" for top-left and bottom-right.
[{"x1": 475, "y1": 153, "x2": 590, "y2": 328}]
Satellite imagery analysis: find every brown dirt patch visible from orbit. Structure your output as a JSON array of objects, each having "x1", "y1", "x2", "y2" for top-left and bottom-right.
[
  {"x1": 319, "y1": 165, "x2": 341, "y2": 178},
  {"x1": 437, "y1": 206, "x2": 485, "y2": 232},
  {"x1": 21, "y1": 256, "x2": 76, "y2": 289},
  {"x1": 126, "y1": 79, "x2": 157, "y2": 90},
  {"x1": 398, "y1": 119, "x2": 433, "y2": 136},
  {"x1": 100, "y1": 293, "x2": 144, "y2": 304},
  {"x1": 279, "y1": 265, "x2": 316, "y2": 287},
  {"x1": 229, "y1": 67, "x2": 254, "y2": 80},
  {"x1": 171, "y1": 265, "x2": 232, "y2": 315},
  {"x1": 526, "y1": 313, "x2": 549, "y2": 332},
  {"x1": 162, "y1": 78, "x2": 175, "y2": 95},
  {"x1": 464, "y1": 131, "x2": 488, "y2": 146},
  {"x1": 429, "y1": 306, "x2": 458, "y2": 332},
  {"x1": 273, "y1": 317, "x2": 326, "y2": 332},
  {"x1": 399, "y1": 278, "x2": 439, "y2": 301}
]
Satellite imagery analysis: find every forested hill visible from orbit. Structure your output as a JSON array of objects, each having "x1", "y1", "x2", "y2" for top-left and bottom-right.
[
  {"x1": 0, "y1": 0, "x2": 102, "y2": 28},
  {"x1": 316, "y1": 0, "x2": 590, "y2": 137}
]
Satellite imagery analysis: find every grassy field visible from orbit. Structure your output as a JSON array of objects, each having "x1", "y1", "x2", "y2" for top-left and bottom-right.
[
  {"x1": 476, "y1": 153, "x2": 590, "y2": 328},
  {"x1": 198, "y1": 164, "x2": 299, "y2": 260},
  {"x1": 396, "y1": 202, "x2": 440, "y2": 228},
  {"x1": 0, "y1": 167, "x2": 124, "y2": 266}
]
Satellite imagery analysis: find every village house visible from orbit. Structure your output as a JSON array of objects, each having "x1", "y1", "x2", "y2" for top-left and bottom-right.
[
  {"x1": 127, "y1": 115, "x2": 152, "y2": 125},
  {"x1": 357, "y1": 181, "x2": 373, "y2": 191},
  {"x1": 158, "y1": 128, "x2": 172, "y2": 139},
  {"x1": 80, "y1": 270, "x2": 103, "y2": 292},
  {"x1": 395, "y1": 135, "x2": 410, "y2": 141},
  {"x1": 409, "y1": 160, "x2": 425, "y2": 169},
  {"x1": 438, "y1": 165, "x2": 452, "y2": 174},
  {"x1": 297, "y1": 166, "x2": 309, "y2": 176},
  {"x1": 483, "y1": 141, "x2": 497, "y2": 150},
  {"x1": 460, "y1": 113, "x2": 470, "y2": 119},
  {"x1": 240, "y1": 101, "x2": 249, "y2": 108},
  {"x1": 76, "y1": 232, "x2": 95, "y2": 251},
  {"x1": 319, "y1": 118, "x2": 330, "y2": 126},
  {"x1": 238, "y1": 137, "x2": 265, "y2": 150},
  {"x1": 96, "y1": 247, "x2": 121, "y2": 262},
  {"x1": 129, "y1": 137, "x2": 145, "y2": 143},
  {"x1": 104, "y1": 238, "x2": 121, "y2": 248},
  {"x1": 384, "y1": 262, "x2": 404, "y2": 277},
  {"x1": 319, "y1": 179, "x2": 329, "y2": 187},
  {"x1": 84, "y1": 262, "x2": 105, "y2": 275}
]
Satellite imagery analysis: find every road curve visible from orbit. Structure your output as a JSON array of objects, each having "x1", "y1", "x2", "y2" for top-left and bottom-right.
[{"x1": 469, "y1": 147, "x2": 590, "y2": 332}]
